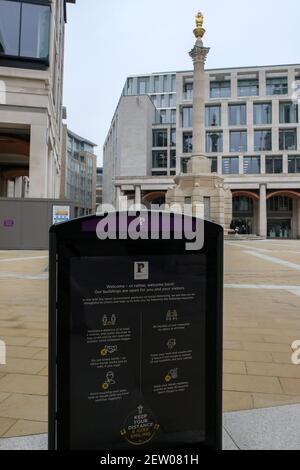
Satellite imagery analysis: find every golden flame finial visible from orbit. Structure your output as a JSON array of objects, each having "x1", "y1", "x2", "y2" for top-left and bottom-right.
[{"x1": 193, "y1": 11, "x2": 205, "y2": 40}]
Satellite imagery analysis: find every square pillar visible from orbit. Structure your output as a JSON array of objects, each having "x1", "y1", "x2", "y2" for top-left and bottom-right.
[
  {"x1": 29, "y1": 125, "x2": 48, "y2": 198},
  {"x1": 259, "y1": 184, "x2": 267, "y2": 238}
]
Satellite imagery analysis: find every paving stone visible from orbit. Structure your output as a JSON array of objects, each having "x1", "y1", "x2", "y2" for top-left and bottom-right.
[
  {"x1": 224, "y1": 374, "x2": 282, "y2": 394},
  {"x1": 223, "y1": 361, "x2": 246, "y2": 375},
  {"x1": 0, "y1": 417, "x2": 16, "y2": 437},
  {"x1": 4, "y1": 420, "x2": 48, "y2": 438},
  {"x1": 247, "y1": 362, "x2": 300, "y2": 379},
  {"x1": 0, "y1": 394, "x2": 47, "y2": 422},
  {"x1": 223, "y1": 391, "x2": 253, "y2": 412},
  {"x1": 0, "y1": 374, "x2": 48, "y2": 395},
  {"x1": 0, "y1": 358, "x2": 47, "y2": 375},
  {"x1": 280, "y1": 378, "x2": 300, "y2": 396},
  {"x1": 224, "y1": 404, "x2": 300, "y2": 450}
]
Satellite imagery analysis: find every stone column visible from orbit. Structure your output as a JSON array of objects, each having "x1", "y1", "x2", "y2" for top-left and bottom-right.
[
  {"x1": 188, "y1": 14, "x2": 211, "y2": 174},
  {"x1": 29, "y1": 125, "x2": 48, "y2": 198},
  {"x1": 259, "y1": 184, "x2": 267, "y2": 238},
  {"x1": 135, "y1": 185, "x2": 142, "y2": 205}
]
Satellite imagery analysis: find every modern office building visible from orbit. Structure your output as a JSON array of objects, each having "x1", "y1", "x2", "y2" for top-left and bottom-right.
[
  {"x1": 103, "y1": 22, "x2": 300, "y2": 238},
  {"x1": 96, "y1": 167, "x2": 103, "y2": 207},
  {"x1": 0, "y1": 0, "x2": 75, "y2": 199},
  {"x1": 60, "y1": 126, "x2": 97, "y2": 217}
]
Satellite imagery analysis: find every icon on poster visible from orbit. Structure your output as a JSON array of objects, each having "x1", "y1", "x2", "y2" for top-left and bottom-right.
[
  {"x1": 134, "y1": 262, "x2": 149, "y2": 280},
  {"x1": 102, "y1": 314, "x2": 116, "y2": 327},
  {"x1": 100, "y1": 345, "x2": 118, "y2": 356},
  {"x1": 120, "y1": 405, "x2": 160, "y2": 446},
  {"x1": 165, "y1": 368, "x2": 178, "y2": 383},
  {"x1": 166, "y1": 310, "x2": 178, "y2": 322},
  {"x1": 101, "y1": 371, "x2": 116, "y2": 390},
  {"x1": 167, "y1": 338, "x2": 176, "y2": 350}
]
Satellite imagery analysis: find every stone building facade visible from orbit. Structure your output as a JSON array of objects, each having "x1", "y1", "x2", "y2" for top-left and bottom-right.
[{"x1": 103, "y1": 14, "x2": 300, "y2": 239}]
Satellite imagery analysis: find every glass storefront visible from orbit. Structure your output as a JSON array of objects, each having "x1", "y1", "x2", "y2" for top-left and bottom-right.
[
  {"x1": 231, "y1": 218, "x2": 253, "y2": 235},
  {"x1": 267, "y1": 219, "x2": 292, "y2": 238}
]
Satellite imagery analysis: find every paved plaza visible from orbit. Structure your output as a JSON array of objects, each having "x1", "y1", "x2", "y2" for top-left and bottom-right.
[{"x1": 0, "y1": 241, "x2": 300, "y2": 442}]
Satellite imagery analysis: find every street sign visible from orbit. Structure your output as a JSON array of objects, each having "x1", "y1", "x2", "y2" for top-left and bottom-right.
[{"x1": 49, "y1": 212, "x2": 223, "y2": 451}]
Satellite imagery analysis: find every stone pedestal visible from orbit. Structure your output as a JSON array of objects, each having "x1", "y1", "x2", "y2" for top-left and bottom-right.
[{"x1": 166, "y1": 156, "x2": 232, "y2": 228}]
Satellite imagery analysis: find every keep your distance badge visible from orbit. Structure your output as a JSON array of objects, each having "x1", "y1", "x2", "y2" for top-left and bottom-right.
[{"x1": 120, "y1": 405, "x2": 160, "y2": 446}]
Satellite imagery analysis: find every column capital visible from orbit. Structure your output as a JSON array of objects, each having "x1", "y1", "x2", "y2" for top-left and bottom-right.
[{"x1": 189, "y1": 44, "x2": 210, "y2": 65}]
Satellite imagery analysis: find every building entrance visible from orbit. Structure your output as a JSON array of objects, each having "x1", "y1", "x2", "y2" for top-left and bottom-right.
[{"x1": 267, "y1": 219, "x2": 292, "y2": 239}]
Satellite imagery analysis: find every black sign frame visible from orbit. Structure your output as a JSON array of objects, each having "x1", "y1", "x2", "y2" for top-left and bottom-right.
[{"x1": 49, "y1": 212, "x2": 223, "y2": 451}]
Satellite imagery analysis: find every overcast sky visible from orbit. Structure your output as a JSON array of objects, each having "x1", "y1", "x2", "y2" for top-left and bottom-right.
[{"x1": 63, "y1": 0, "x2": 300, "y2": 165}]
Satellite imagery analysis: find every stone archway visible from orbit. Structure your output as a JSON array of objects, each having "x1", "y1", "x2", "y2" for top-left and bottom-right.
[
  {"x1": 231, "y1": 191, "x2": 259, "y2": 235},
  {"x1": 266, "y1": 191, "x2": 300, "y2": 239},
  {"x1": 142, "y1": 191, "x2": 166, "y2": 208}
]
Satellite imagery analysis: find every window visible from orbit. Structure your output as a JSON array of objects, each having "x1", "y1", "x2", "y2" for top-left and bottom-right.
[
  {"x1": 222, "y1": 157, "x2": 239, "y2": 175},
  {"x1": 170, "y1": 109, "x2": 176, "y2": 124},
  {"x1": 230, "y1": 131, "x2": 247, "y2": 152},
  {"x1": 152, "y1": 150, "x2": 167, "y2": 168},
  {"x1": 158, "y1": 110, "x2": 166, "y2": 124},
  {"x1": 210, "y1": 157, "x2": 218, "y2": 173},
  {"x1": 279, "y1": 129, "x2": 297, "y2": 150},
  {"x1": 182, "y1": 107, "x2": 193, "y2": 128},
  {"x1": 169, "y1": 94, "x2": 176, "y2": 107},
  {"x1": 163, "y1": 75, "x2": 171, "y2": 92},
  {"x1": 171, "y1": 75, "x2": 176, "y2": 92},
  {"x1": 138, "y1": 77, "x2": 148, "y2": 94},
  {"x1": 181, "y1": 158, "x2": 190, "y2": 173},
  {"x1": 154, "y1": 76, "x2": 162, "y2": 93},
  {"x1": 170, "y1": 150, "x2": 176, "y2": 168},
  {"x1": 279, "y1": 102, "x2": 298, "y2": 124},
  {"x1": 171, "y1": 129, "x2": 176, "y2": 146},
  {"x1": 238, "y1": 79, "x2": 259, "y2": 97},
  {"x1": 266, "y1": 156, "x2": 282, "y2": 174},
  {"x1": 183, "y1": 82, "x2": 193, "y2": 100},
  {"x1": 266, "y1": 77, "x2": 288, "y2": 95},
  {"x1": 267, "y1": 196, "x2": 293, "y2": 212},
  {"x1": 0, "y1": 0, "x2": 50, "y2": 61},
  {"x1": 153, "y1": 130, "x2": 167, "y2": 147},
  {"x1": 229, "y1": 104, "x2": 247, "y2": 126},
  {"x1": 254, "y1": 103, "x2": 272, "y2": 125},
  {"x1": 183, "y1": 133, "x2": 193, "y2": 153},
  {"x1": 205, "y1": 105, "x2": 221, "y2": 127},
  {"x1": 288, "y1": 155, "x2": 300, "y2": 173},
  {"x1": 254, "y1": 130, "x2": 272, "y2": 151},
  {"x1": 210, "y1": 80, "x2": 231, "y2": 98},
  {"x1": 244, "y1": 156, "x2": 261, "y2": 174},
  {"x1": 206, "y1": 131, "x2": 223, "y2": 153},
  {"x1": 233, "y1": 197, "x2": 254, "y2": 213}
]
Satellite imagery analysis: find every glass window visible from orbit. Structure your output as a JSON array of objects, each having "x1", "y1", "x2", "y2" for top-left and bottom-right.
[
  {"x1": 253, "y1": 103, "x2": 272, "y2": 125},
  {"x1": 233, "y1": 196, "x2": 254, "y2": 213},
  {"x1": 254, "y1": 130, "x2": 272, "y2": 151},
  {"x1": 159, "y1": 110, "x2": 166, "y2": 124},
  {"x1": 288, "y1": 155, "x2": 300, "y2": 173},
  {"x1": 266, "y1": 156, "x2": 283, "y2": 174},
  {"x1": 170, "y1": 109, "x2": 176, "y2": 124},
  {"x1": 206, "y1": 131, "x2": 223, "y2": 153},
  {"x1": 279, "y1": 129, "x2": 297, "y2": 151},
  {"x1": 266, "y1": 77, "x2": 288, "y2": 95},
  {"x1": 153, "y1": 130, "x2": 167, "y2": 147},
  {"x1": 229, "y1": 104, "x2": 247, "y2": 126},
  {"x1": 183, "y1": 82, "x2": 193, "y2": 100},
  {"x1": 171, "y1": 75, "x2": 176, "y2": 92},
  {"x1": 163, "y1": 75, "x2": 171, "y2": 92},
  {"x1": 182, "y1": 107, "x2": 193, "y2": 128},
  {"x1": 244, "y1": 156, "x2": 261, "y2": 174},
  {"x1": 230, "y1": 131, "x2": 247, "y2": 152},
  {"x1": 0, "y1": 0, "x2": 50, "y2": 60},
  {"x1": 183, "y1": 133, "x2": 193, "y2": 153},
  {"x1": 181, "y1": 158, "x2": 190, "y2": 173},
  {"x1": 152, "y1": 150, "x2": 167, "y2": 168},
  {"x1": 160, "y1": 95, "x2": 168, "y2": 107},
  {"x1": 154, "y1": 76, "x2": 162, "y2": 93},
  {"x1": 238, "y1": 79, "x2": 259, "y2": 97},
  {"x1": 169, "y1": 94, "x2": 176, "y2": 107},
  {"x1": 267, "y1": 196, "x2": 293, "y2": 212},
  {"x1": 0, "y1": 0, "x2": 20, "y2": 56},
  {"x1": 210, "y1": 80, "x2": 231, "y2": 98},
  {"x1": 171, "y1": 129, "x2": 176, "y2": 146},
  {"x1": 138, "y1": 77, "x2": 148, "y2": 94},
  {"x1": 20, "y1": 3, "x2": 50, "y2": 59},
  {"x1": 222, "y1": 157, "x2": 239, "y2": 175},
  {"x1": 170, "y1": 150, "x2": 176, "y2": 168},
  {"x1": 210, "y1": 157, "x2": 218, "y2": 173},
  {"x1": 205, "y1": 106, "x2": 221, "y2": 126},
  {"x1": 279, "y1": 102, "x2": 298, "y2": 123}
]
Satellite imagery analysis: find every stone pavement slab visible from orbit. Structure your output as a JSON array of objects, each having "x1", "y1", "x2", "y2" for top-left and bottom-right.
[{"x1": 223, "y1": 404, "x2": 300, "y2": 450}]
